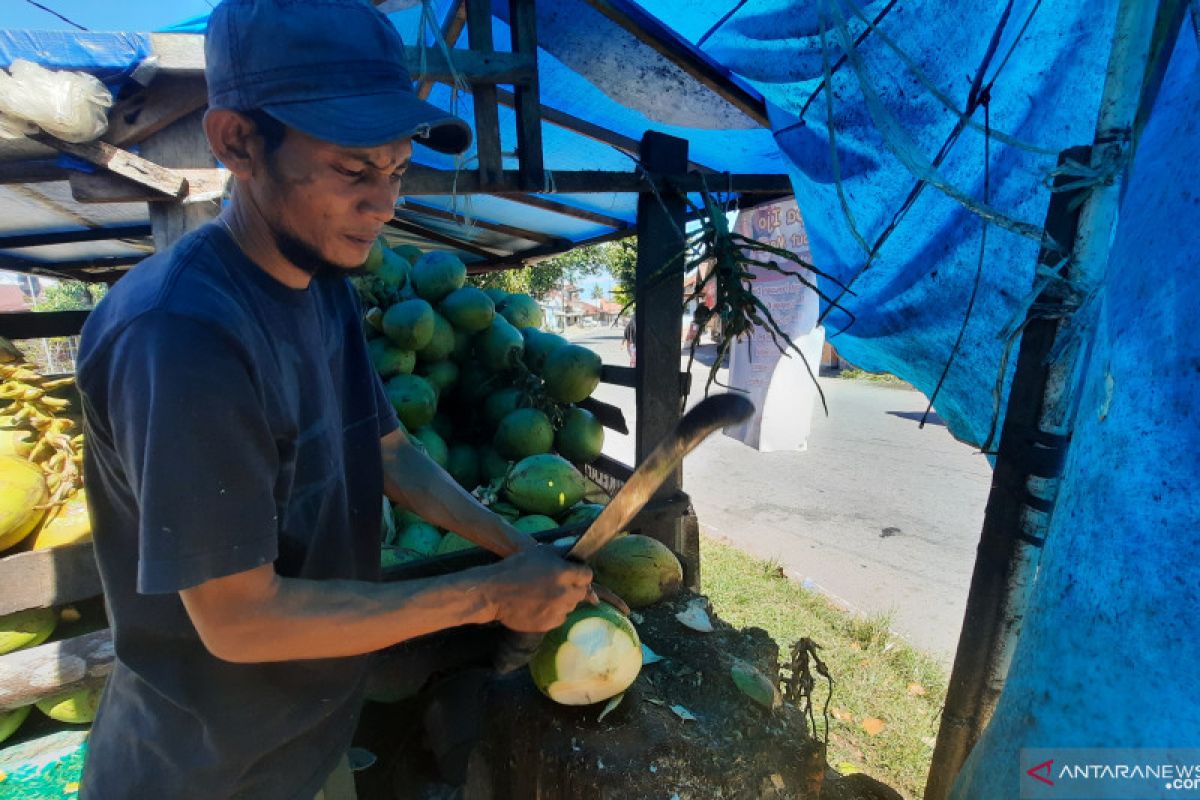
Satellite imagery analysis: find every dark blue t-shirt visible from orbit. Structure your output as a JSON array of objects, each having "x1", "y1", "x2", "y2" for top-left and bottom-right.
[{"x1": 76, "y1": 224, "x2": 399, "y2": 799}]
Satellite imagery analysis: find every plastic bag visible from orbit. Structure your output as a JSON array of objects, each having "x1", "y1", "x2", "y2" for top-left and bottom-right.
[{"x1": 0, "y1": 59, "x2": 113, "y2": 143}]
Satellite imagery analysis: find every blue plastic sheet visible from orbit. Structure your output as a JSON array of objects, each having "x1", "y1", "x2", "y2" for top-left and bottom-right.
[
  {"x1": 704, "y1": 0, "x2": 1119, "y2": 448},
  {"x1": 0, "y1": 30, "x2": 149, "y2": 88}
]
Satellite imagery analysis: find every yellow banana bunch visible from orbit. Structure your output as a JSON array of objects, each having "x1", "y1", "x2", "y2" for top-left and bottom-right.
[{"x1": 0, "y1": 340, "x2": 83, "y2": 511}]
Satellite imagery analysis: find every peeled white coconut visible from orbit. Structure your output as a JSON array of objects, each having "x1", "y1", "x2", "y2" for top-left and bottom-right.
[{"x1": 529, "y1": 602, "x2": 642, "y2": 706}]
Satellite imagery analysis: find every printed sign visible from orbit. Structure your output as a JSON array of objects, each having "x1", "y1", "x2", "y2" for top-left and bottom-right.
[{"x1": 723, "y1": 197, "x2": 825, "y2": 452}]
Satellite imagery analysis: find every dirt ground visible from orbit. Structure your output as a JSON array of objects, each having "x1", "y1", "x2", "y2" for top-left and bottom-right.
[{"x1": 354, "y1": 590, "x2": 902, "y2": 799}]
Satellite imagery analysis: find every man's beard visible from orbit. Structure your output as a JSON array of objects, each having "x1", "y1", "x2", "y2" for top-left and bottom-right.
[{"x1": 270, "y1": 220, "x2": 340, "y2": 280}]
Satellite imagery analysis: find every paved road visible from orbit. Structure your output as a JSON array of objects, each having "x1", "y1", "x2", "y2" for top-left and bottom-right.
[{"x1": 565, "y1": 326, "x2": 993, "y2": 669}]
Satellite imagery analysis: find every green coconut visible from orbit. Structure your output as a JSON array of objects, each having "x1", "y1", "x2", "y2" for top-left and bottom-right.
[
  {"x1": 382, "y1": 299, "x2": 436, "y2": 351},
  {"x1": 416, "y1": 311, "x2": 456, "y2": 362},
  {"x1": 361, "y1": 237, "x2": 388, "y2": 273},
  {"x1": 368, "y1": 337, "x2": 416, "y2": 377},
  {"x1": 497, "y1": 293, "x2": 544, "y2": 330},
  {"x1": 489, "y1": 500, "x2": 522, "y2": 522},
  {"x1": 376, "y1": 247, "x2": 410, "y2": 290},
  {"x1": 512, "y1": 514, "x2": 559, "y2": 535},
  {"x1": 0, "y1": 606, "x2": 57, "y2": 656},
  {"x1": 396, "y1": 521, "x2": 443, "y2": 556},
  {"x1": 521, "y1": 328, "x2": 568, "y2": 374},
  {"x1": 437, "y1": 532, "x2": 478, "y2": 554},
  {"x1": 559, "y1": 502, "x2": 605, "y2": 528},
  {"x1": 392, "y1": 506, "x2": 424, "y2": 531},
  {"x1": 475, "y1": 316, "x2": 525, "y2": 373},
  {"x1": 479, "y1": 445, "x2": 513, "y2": 483},
  {"x1": 381, "y1": 546, "x2": 424, "y2": 569},
  {"x1": 419, "y1": 360, "x2": 459, "y2": 396},
  {"x1": 412, "y1": 426, "x2": 449, "y2": 468},
  {"x1": 445, "y1": 443, "x2": 481, "y2": 490},
  {"x1": 482, "y1": 287, "x2": 509, "y2": 305},
  {"x1": 0, "y1": 704, "x2": 31, "y2": 744},
  {"x1": 504, "y1": 454, "x2": 587, "y2": 516},
  {"x1": 484, "y1": 387, "x2": 527, "y2": 428},
  {"x1": 591, "y1": 534, "x2": 684, "y2": 609},
  {"x1": 392, "y1": 244, "x2": 424, "y2": 265},
  {"x1": 430, "y1": 411, "x2": 455, "y2": 442},
  {"x1": 440, "y1": 286, "x2": 496, "y2": 333},
  {"x1": 36, "y1": 684, "x2": 104, "y2": 724},
  {"x1": 555, "y1": 406, "x2": 604, "y2": 464},
  {"x1": 494, "y1": 408, "x2": 554, "y2": 461},
  {"x1": 543, "y1": 344, "x2": 602, "y2": 403},
  {"x1": 412, "y1": 251, "x2": 467, "y2": 302},
  {"x1": 386, "y1": 373, "x2": 438, "y2": 430},
  {"x1": 529, "y1": 602, "x2": 642, "y2": 706}
]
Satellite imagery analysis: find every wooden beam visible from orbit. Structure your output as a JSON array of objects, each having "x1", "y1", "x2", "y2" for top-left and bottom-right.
[
  {"x1": 144, "y1": 31, "x2": 532, "y2": 85},
  {"x1": 398, "y1": 201, "x2": 560, "y2": 245},
  {"x1": 0, "y1": 225, "x2": 151, "y2": 249},
  {"x1": 401, "y1": 165, "x2": 792, "y2": 195},
  {"x1": 69, "y1": 167, "x2": 229, "y2": 204},
  {"x1": 466, "y1": 0, "x2": 503, "y2": 188},
  {"x1": 413, "y1": 48, "x2": 535, "y2": 85},
  {"x1": 143, "y1": 109, "x2": 222, "y2": 249},
  {"x1": 634, "y1": 131, "x2": 688, "y2": 559},
  {"x1": 0, "y1": 541, "x2": 101, "y2": 616},
  {"x1": 580, "y1": 0, "x2": 770, "y2": 128},
  {"x1": 0, "y1": 161, "x2": 69, "y2": 185},
  {"x1": 30, "y1": 134, "x2": 187, "y2": 199},
  {"x1": 466, "y1": 227, "x2": 634, "y2": 273},
  {"x1": 577, "y1": 396, "x2": 629, "y2": 435},
  {"x1": 386, "y1": 217, "x2": 504, "y2": 259},
  {"x1": 103, "y1": 75, "x2": 209, "y2": 148},
  {"x1": 509, "y1": 0, "x2": 545, "y2": 189},
  {"x1": 601, "y1": 364, "x2": 690, "y2": 395},
  {"x1": 492, "y1": 192, "x2": 630, "y2": 229},
  {"x1": 0, "y1": 629, "x2": 112, "y2": 711},
  {"x1": 417, "y1": 0, "x2": 467, "y2": 101},
  {"x1": 491, "y1": 86, "x2": 717, "y2": 174},
  {"x1": 0, "y1": 255, "x2": 142, "y2": 275},
  {"x1": 0, "y1": 310, "x2": 92, "y2": 341}
]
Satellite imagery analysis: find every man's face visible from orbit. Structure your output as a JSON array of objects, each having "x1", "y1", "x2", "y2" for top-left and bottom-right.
[{"x1": 252, "y1": 127, "x2": 412, "y2": 273}]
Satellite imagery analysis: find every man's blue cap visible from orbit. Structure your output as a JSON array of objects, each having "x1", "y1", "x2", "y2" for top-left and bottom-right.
[{"x1": 205, "y1": 0, "x2": 472, "y2": 154}]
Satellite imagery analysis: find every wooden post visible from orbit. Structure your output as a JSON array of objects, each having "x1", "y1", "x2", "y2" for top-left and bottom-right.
[
  {"x1": 466, "y1": 0, "x2": 502, "y2": 188},
  {"x1": 633, "y1": 131, "x2": 695, "y2": 586},
  {"x1": 141, "y1": 109, "x2": 220, "y2": 250},
  {"x1": 508, "y1": 0, "x2": 544, "y2": 190}
]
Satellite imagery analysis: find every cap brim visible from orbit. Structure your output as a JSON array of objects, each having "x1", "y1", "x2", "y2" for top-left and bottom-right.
[{"x1": 262, "y1": 92, "x2": 472, "y2": 154}]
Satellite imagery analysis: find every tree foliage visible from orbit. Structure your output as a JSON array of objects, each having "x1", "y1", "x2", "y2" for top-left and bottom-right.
[
  {"x1": 470, "y1": 238, "x2": 638, "y2": 302},
  {"x1": 32, "y1": 280, "x2": 108, "y2": 312}
]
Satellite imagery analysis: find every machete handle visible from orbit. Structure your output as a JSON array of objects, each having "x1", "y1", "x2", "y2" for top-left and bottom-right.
[{"x1": 493, "y1": 630, "x2": 546, "y2": 674}]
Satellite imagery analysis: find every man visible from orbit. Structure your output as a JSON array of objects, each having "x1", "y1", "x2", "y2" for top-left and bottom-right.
[{"x1": 76, "y1": 1, "x2": 594, "y2": 797}]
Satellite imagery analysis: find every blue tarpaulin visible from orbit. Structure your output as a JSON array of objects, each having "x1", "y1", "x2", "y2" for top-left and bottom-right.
[{"x1": 1, "y1": 4, "x2": 1197, "y2": 795}]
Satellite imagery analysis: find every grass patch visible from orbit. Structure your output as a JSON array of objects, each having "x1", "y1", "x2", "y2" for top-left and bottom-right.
[
  {"x1": 835, "y1": 367, "x2": 912, "y2": 387},
  {"x1": 700, "y1": 534, "x2": 947, "y2": 799}
]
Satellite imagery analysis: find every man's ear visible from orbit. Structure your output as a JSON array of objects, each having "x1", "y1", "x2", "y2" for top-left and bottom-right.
[{"x1": 204, "y1": 108, "x2": 261, "y2": 181}]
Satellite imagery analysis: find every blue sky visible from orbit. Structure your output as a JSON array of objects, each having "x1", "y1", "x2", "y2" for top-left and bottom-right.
[{"x1": 5, "y1": 1, "x2": 214, "y2": 32}]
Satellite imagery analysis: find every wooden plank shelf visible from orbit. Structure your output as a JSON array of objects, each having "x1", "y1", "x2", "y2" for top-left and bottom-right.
[
  {"x1": 0, "y1": 542, "x2": 102, "y2": 617},
  {"x1": 0, "y1": 629, "x2": 112, "y2": 711}
]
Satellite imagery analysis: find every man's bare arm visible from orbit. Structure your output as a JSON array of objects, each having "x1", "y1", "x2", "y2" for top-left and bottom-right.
[
  {"x1": 180, "y1": 546, "x2": 591, "y2": 664},
  {"x1": 380, "y1": 428, "x2": 533, "y2": 556}
]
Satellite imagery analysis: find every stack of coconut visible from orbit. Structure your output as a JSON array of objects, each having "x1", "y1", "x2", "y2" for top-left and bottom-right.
[
  {"x1": 357, "y1": 241, "x2": 685, "y2": 708},
  {"x1": 353, "y1": 240, "x2": 611, "y2": 562},
  {"x1": 0, "y1": 350, "x2": 100, "y2": 746}
]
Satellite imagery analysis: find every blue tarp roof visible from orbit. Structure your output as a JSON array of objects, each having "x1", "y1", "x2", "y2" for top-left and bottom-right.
[{"x1": 0, "y1": 0, "x2": 786, "y2": 275}]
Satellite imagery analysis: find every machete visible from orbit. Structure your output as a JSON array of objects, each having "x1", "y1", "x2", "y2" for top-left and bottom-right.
[{"x1": 493, "y1": 392, "x2": 755, "y2": 674}]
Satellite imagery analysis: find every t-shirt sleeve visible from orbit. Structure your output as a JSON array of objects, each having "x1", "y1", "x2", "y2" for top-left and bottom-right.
[
  {"x1": 100, "y1": 312, "x2": 280, "y2": 594},
  {"x1": 370, "y1": 355, "x2": 401, "y2": 438}
]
